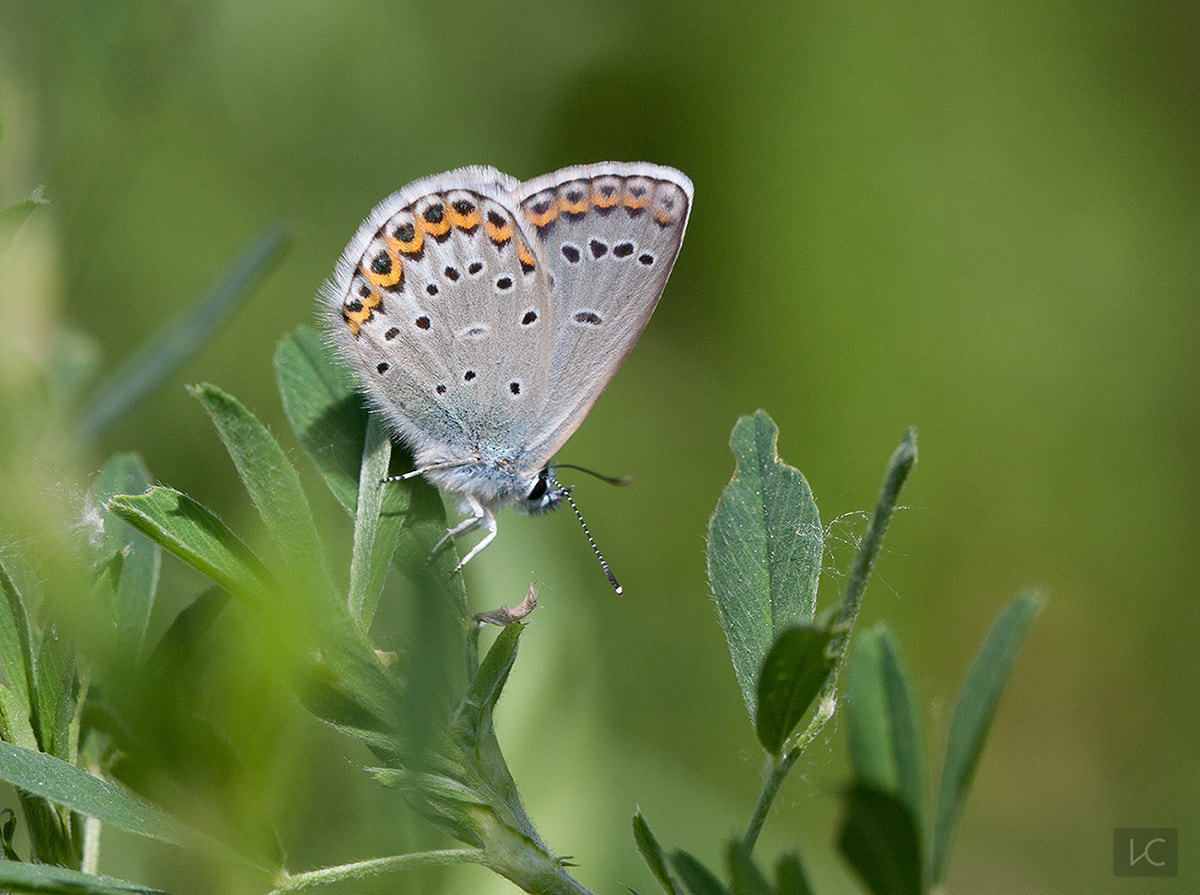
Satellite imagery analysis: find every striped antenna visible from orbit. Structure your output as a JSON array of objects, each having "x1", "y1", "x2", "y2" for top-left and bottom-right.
[{"x1": 550, "y1": 474, "x2": 622, "y2": 594}]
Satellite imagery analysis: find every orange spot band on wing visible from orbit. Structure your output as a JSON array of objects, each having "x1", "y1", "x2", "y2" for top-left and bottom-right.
[
  {"x1": 419, "y1": 203, "x2": 451, "y2": 237},
  {"x1": 387, "y1": 226, "x2": 424, "y2": 257},
  {"x1": 518, "y1": 242, "x2": 536, "y2": 272},
  {"x1": 560, "y1": 192, "x2": 590, "y2": 215},
  {"x1": 343, "y1": 288, "x2": 382, "y2": 336},
  {"x1": 524, "y1": 199, "x2": 559, "y2": 227},
  {"x1": 363, "y1": 249, "x2": 403, "y2": 289},
  {"x1": 592, "y1": 190, "x2": 620, "y2": 209},
  {"x1": 485, "y1": 217, "x2": 514, "y2": 243},
  {"x1": 448, "y1": 206, "x2": 481, "y2": 231}
]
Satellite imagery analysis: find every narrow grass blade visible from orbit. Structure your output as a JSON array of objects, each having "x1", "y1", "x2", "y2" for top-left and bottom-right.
[
  {"x1": 269, "y1": 848, "x2": 485, "y2": 893},
  {"x1": 708, "y1": 411, "x2": 823, "y2": 719},
  {"x1": 845, "y1": 626, "x2": 928, "y2": 843},
  {"x1": 0, "y1": 859, "x2": 166, "y2": 894},
  {"x1": 930, "y1": 592, "x2": 1041, "y2": 883},
  {"x1": 190, "y1": 383, "x2": 331, "y2": 594},
  {"x1": 632, "y1": 810, "x2": 682, "y2": 895},
  {"x1": 78, "y1": 224, "x2": 289, "y2": 444}
]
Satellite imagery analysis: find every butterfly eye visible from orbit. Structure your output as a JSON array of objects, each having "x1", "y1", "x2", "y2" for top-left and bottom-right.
[{"x1": 527, "y1": 471, "x2": 549, "y2": 502}]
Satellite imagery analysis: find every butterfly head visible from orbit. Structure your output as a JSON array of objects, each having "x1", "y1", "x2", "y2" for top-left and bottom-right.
[{"x1": 522, "y1": 467, "x2": 568, "y2": 515}]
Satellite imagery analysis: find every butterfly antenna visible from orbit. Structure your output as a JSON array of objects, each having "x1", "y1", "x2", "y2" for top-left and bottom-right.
[
  {"x1": 550, "y1": 475, "x2": 622, "y2": 595},
  {"x1": 552, "y1": 463, "x2": 631, "y2": 486}
]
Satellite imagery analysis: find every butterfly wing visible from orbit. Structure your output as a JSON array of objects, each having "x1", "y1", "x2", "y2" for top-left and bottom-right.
[
  {"x1": 322, "y1": 166, "x2": 556, "y2": 467},
  {"x1": 513, "y1": 162, "x2": 693, "y2": 461}
]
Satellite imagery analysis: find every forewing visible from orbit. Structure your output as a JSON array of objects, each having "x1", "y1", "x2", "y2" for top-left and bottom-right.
[
  {"x1": 322, "y1": 166, "x2": 555, "y2": 464},
  {"x1": 514, "y1": 162, "x2": 693, "y2": 460}
]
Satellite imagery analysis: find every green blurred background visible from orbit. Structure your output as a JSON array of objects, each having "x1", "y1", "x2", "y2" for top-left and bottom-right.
[{"x1": 1, "y1": 1, "x2": 1197, "y2": 892}]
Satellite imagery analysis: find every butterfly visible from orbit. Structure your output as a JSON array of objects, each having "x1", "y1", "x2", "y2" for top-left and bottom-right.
[{"x1": 322, "y1": 162, "x2": 693, "y2": 591}]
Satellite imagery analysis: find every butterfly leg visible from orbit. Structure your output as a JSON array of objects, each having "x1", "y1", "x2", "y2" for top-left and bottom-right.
[
  {"x1": 451, "y1": 500, "x2": 497, "y2": 574},
  {"x1": 431, "y1": 509, "x2": 484, "y2": 557},
  {"x1": 428, "y1": 496, "x2": 497, "y2": 573}
]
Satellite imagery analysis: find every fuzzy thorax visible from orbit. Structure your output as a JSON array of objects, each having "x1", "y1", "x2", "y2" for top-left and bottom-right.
[{"x1": 422, "y1": 460, "x2": 564, "y2": 515}]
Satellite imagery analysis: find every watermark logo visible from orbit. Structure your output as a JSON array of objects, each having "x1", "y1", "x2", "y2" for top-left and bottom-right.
[{"x1": 1113, "y1": 828, "x2": 1177, "y2": 877}]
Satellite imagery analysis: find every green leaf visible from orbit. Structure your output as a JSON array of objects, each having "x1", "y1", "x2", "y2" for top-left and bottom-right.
[
  {"x1": 186, "y1": 384, "x2": 403, "y2": 743},
  {"x1": 632, "y1": 809, "x2": 682, "y2": 895},
  {"x1": 0, "y1": 185, "x2": 48, "y2": 253},
  {"x1": 727, "y1": 841, "x2": 772, "y2": 895},
  {"x1": 78, "y1": 224, "x2": 290, "y2": 444},
  {"x1": 437, "y1": 624, "x2": 531, "y2": 842},
  {"x1": 452, "y1": 624, "x2": 522, "y2": 744},
  {"x1": 0, "y1": 688, "x2": 36, "y2": 752},
  {"x1": 774, "y1": 854, "x2": 813, "y2": 895},
  {"x1": 837, "y1": 782, "x2": 923, "y2": 895},
  {"x1": 190, "y1": 383, "x2": 331, "y2": 592},
  {"x1": 33, "y1": 627, "x2": 77, "y2": 761},
  {"x1": 0, "y1": 555, "x2": 37, "y2": 738},
  {"x1": 425, "y1": 618, "x2": 542, "y2": 849},
  {"x1": 348, "y1": 414, "x2": 397, "y2": 626},
  {"x1": 274, "y1": 326, "x2": 372, "y2": 513},
  {"x1": 844, "y1": 626, "x2": 928, "y2": 842},
  {"x1": 106, "y1": 487, "x2": 273, "y2": 602},
  {"x1": 0, "y1": 859, "x2": 166, "y2": 894},
  {"x1": 109, "y1": 481, "x2": 403, "y2": 777},
  {"x1": 0, "y1": 740, "x2": 233, "y2": 859},
  {"x1": 708, "y1": 411, "x2": 823, "y2": 719},
  {"x1": 930, "y1": 592, "x2": 1041, "y2": 883},
  {"x1": 94, "y1": 454, "x2": 161, "y2": 658},
  {"x1": 391, "y1": 480, "x2": 466, "y2": 620},
  {"x1": 754, "y1": 625, "x2": 837, "y2": 755},
  {"x1": 275, "y1": 328, "x2": 414, "y2": 608},
  {"x1": 670, "y1": 851, "x2": 728, "y2": 895},
  {"x1": 145, "y1": 586, "x2": 229, "y2": 675}
]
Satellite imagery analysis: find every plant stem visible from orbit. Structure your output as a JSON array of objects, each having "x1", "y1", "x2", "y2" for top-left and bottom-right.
[
  {"x1": 742, "y1": 430, "x2": 916, "y2": 855},
  {"x1": 80, "y1": 815, "x2": 100, "y2": 875},
  {"x1": 743, "y1": 687, "x2": 840, "y2": 853},
  {"x1": 831, "y1": 428, "x2": 917, "y2": 653},
  {"x1": 742, "y1": 752, "x2": 793, "y2": 852},
  {"x1": 270, "y1": 848, "x2": 486, "y2": 892}
]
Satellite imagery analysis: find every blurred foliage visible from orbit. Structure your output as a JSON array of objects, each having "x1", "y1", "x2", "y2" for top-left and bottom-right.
[{"x1": 1, "y1": 0, "x2": 1197, "y2": 892}]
